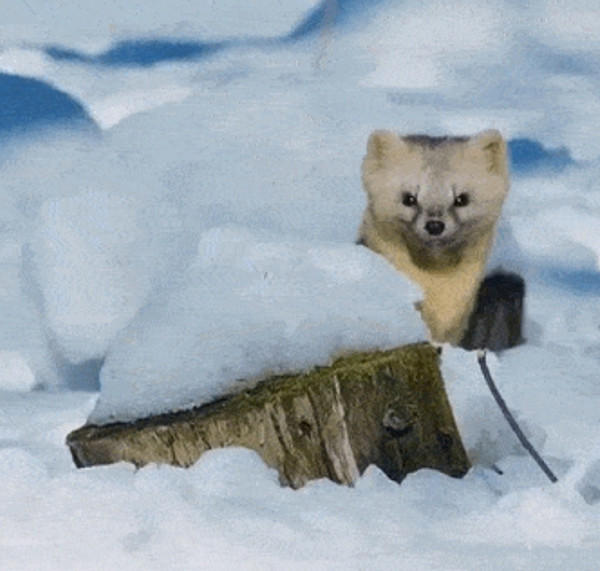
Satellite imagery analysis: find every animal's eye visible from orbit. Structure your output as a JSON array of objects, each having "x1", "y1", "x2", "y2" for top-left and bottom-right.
[
  {"x1": 454, "y1": 193, "x2": 470, "y2": 207},
  {"x1": 401, "y1": 193, "x2": 417, "y2": 207}
]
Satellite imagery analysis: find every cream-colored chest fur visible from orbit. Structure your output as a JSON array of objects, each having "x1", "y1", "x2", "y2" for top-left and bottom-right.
[{"x1": 362, "y1": 213, "x2": 492, "y2": 344}]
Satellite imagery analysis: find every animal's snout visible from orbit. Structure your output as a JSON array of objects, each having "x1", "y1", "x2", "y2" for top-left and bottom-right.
[{"x1": 425, "y1": 220, "x2": 445, "y2": 236}]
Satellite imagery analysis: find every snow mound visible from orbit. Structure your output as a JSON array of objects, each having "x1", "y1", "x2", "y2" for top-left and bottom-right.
[
  {"x1": 0, "y1": 0, "x2": 319, "y2": 48},
  {"x1": 0, "y1": 352, "x2": 37, "y2": 392},
  {"x1": 29, "y1": 190, "x2": 183, "y2": 364},
  {"x1": 90, "y1": 226, "x2": 425, "y2": 424}
]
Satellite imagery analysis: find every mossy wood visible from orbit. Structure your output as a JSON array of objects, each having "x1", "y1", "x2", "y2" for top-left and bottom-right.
[{"x1": 67, "y1": 343, "x2": 469, "y2": 488}]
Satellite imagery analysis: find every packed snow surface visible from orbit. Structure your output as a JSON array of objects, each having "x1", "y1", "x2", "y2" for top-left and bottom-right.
[{"x1": 2, "y1": 0, "x2": 600, "y2": 568}]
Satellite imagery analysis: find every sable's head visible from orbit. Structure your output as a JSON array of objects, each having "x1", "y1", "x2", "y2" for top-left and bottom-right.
[{"x1": 361, "y1": 129, "x2": 509, "y2": 265}]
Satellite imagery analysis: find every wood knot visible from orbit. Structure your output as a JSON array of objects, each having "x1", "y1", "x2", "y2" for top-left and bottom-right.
[
  {"x1": 297, "y1": 420, "x2": 313, "y2": 438},
  {"x1": 382, "y1": 407, "x2": 415, "y2": 439}
]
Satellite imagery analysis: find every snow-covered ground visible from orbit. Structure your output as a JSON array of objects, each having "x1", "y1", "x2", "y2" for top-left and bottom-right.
[{"x1": 2, "y1": 0, "x2": 600, "y2": 568}]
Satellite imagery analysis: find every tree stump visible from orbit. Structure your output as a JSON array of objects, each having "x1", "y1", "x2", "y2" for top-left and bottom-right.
[
  {"x1": 67, "y1": 343, "x2": 469, "y2": 488},
  {"x1": 460, "y1": 271, "x2": 525, "y2": 352}
]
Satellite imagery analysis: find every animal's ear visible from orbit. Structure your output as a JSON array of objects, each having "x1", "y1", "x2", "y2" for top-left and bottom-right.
[
  {"x1": 365, "y1": 130, "x2": 404, "y2": 165},
  {"x1": 469, "y1": 129, "x2": 507, "y2": 175}
]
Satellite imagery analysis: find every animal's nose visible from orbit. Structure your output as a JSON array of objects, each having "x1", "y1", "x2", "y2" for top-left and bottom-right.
[{"x1": 425, "y1": 220, "x2": 445, "y2": 236}]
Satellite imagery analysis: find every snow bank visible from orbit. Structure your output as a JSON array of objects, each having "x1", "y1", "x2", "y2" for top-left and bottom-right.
[
  {"x1": 2, "y1": 387, "x2": 600, "y2": 570},
  {"x1": 0, "y1": 352, "x2": 37, "y2": 392},
  {"x1": 339, "y1": 0, "x2": 600, "y2": 160},
  {"x1": 0, "y1": 0, "x2": 318, "y2": 48},
  {"x1": 5, "y1": 0, "x2": 600, "y2": 163},
  {"x1": 29, "y1": 191, "x2": 183, "y2": 364},
  {"x1": 0, "y1": 210, "x2": 55, "y2": 388},
  {"x1": 361, "y1": 1, "x2": 509, "y2": 90},
  {"x1": 90, "y1": 226, "x2": 424, "y2": 423}
]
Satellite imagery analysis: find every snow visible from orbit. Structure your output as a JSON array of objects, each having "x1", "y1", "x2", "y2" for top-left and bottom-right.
[
  {"x1": 0, "y1": 351, "x2": 36, "y2": 392},
  {"x1": 90, "y1": 227, "x2": 423, "y2": 423},
  {"x1": 29, "y1": 190, "x2": 184, "y2": 364},
  {"x1": 1, "y1": 0, "x2": 600, "y2": 568},
  {"x1": 362, "y1": 1, "x2": 509, "y2": 89},
  {"x1": 0, "y1": 0, "x2": 319, "y2": 47}
]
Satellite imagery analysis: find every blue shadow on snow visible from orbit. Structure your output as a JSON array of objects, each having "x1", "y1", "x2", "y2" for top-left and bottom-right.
[
  {"x1": 508, "y1": 138, "x2": 574, "y2": 176},
  {"x1": 286, "y1": 0, "x2": 387, "y2": 41},
  {"x1": 0, "y1": 72, "x2": 96, "y2": 137},
  {"x1": 43, "y1": 0, "x2": 386, "y2": 68},
  {"x1": 46, "y1": 39, "x2": 227, "y2": 68},
  {"x1": 543, "y1": 268, "x2": 600, "y2": 296}
]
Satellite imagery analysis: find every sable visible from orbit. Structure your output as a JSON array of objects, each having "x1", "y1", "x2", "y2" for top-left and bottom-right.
[{"x1": 359, "y1": 129, "x2": 510, "y2": 344}]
